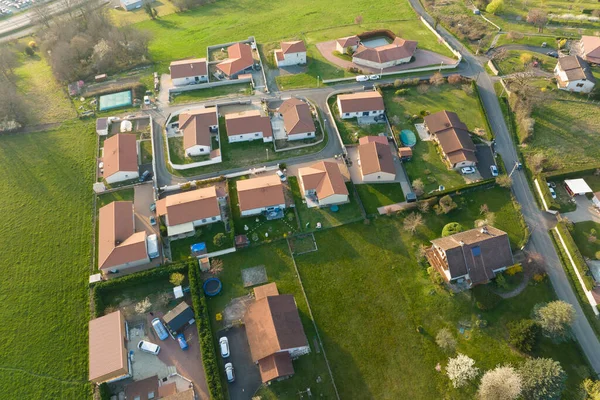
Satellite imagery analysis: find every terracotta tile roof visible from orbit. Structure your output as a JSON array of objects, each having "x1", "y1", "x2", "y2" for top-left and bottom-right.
[
  {"x1": 581, "y1": 35, "x2": 600, "y2": 63},
  {"x1": 162, "y1": 388, "x2": 195, "y2": 400},
  {"x1": 125, "y1": 375, "x2": 159, "y2": 400},
  {"x1": 281, "y1": 40, "x2": 306, "y2": 54},
  {"x1": 157, "y1": 382, "x2": 177, "y2": 398},
  {"x1": 424, "y1": 110, "x2": 476, "y2": 165},
  {"x1": 103, "y1": 134, "x2": 138, "y2": 178},
  {"x1": 357, "y1": 139, "x2": 395, "y2": 176},
  {"x1": 98, "y1": 201, "x2": 148, "y2": 270},
  {"x1": 358, "y1": 135, "x2": 388, "y2": 145},
  {"x1": 337, "y1": 91, "x2": 384, "y2": 114},
  {"x1": 156, "y1": 186, "x2": 220, "y2": 226},
  {"x1": 258, "y1": 352, "x2": 294, "y2": 383},
  {"x1": 236, "y1": 175, "x2": 285, "y2": 211},
  {"x1": 299, "y1": 161, "x2": 348, "y2": 200},
  {"x1": 279, "y1": 98, "x2": 316, "y2": 136},
  {"x1": 244, "y1": 293, "x2": 308, "y2": 362},
  {"x1": 89, "y1": 311, "x2": 127, "y2": 382},
  {"x1": 179, "y1": 108, "x2": 218, "y2": 150},
  {"x1": 353, "y1": 37, "x2": 417, "y2": 64},
  {"x1": 275, "y1": 49, "x2": 284, "y2": 62},
  {"x1": 398, "y1": 147, "x2": 413, "y2": 157},
  {"x1": 254, "y1": 282, "x2": 279, "y2": 300},
  {"x1": 169, "y1": 58, "x2": 207, "y2": 79},
  {"x1": 336, "y1": 35, "x2": 360, "y2": 48},
  {"x1": 216, "y1": 43, "x2": 254, "y2": 76},
  {"x1": 556, "y1": 55, "x2": 596, "y2": 82},
  {"x1": 225, "y1": 110, "x2": 272, "y2": 137}
]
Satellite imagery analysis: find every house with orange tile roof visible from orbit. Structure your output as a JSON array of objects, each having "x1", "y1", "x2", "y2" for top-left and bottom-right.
[
  {"x1": 353, "y1": 37, "x2": 417, "y2": 70},
  {"x1": 357, "y1": 136, "x2": 396, "y2": 182},
  {"x1": 236, "y1": 175, "x2": 286, "y2": 216},
  {"x1": 336, "y1": 91, "x2": 385, "y2": 119},
  {"x1": 423, "y1": 110, "x2": 477, "y2": 169},
  {"x1": 298, "y1": 161, "x2": 349, "y2": 208},
  {"x1": 102, "y1": 133, "x2": 138, "y2": 184},
  {"x1": 179, "y1": 108, "x2": 219, "y2": 157},
  {"x1": 274, "y1": 40, "x2": 307, "y2": 67},
  {"x1": 225, "y1": 110, "x2": 273, "y2": 143},
  {"x1": 278, "y1": 98, "x2": 316, "y2": 141},
  {"x1": 335, "y1": 35, "x2": 360, "y2": 54},
  {"x1": 169, "y1": 58, "x2": 208, "y2": 86},
  {"x1": 216, "y1": 42, "x2": 255, "y2": 78},
  {"x1": 88, "y1": 310, "x2": 130, "y2": 384},
  {"x1": 580, "y1": 35, "x2": 600, "y2": 65}
]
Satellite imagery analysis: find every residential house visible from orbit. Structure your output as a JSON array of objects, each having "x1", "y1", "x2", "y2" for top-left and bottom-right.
[
  {"x1": 179, "y1": 108, "x2": 218, "y2": 157},
  {"x1": 335, "y1": 35, "x2": 360, "y2": 54},
  {"x1": 163, "y1": 302, "x2": 195, "y2": 334},
  {"x1": 169, "y1": 58, "x2": 208, "y2": 86},
  {"x1": 336, "y1": 91, "x2": 385, "y2": 119},
  {"x1": 357, "y1": 136, "x2": 396, "y2": 182},
  {"x1": 89, "y1": 310, "x2": 130, "y2": 384},
  {"x1": 96, "y1": 117, "x2": 108, "y2": 136},
  {"x1": 423, "y1": 110, "x2": 477, "y2": 169},
  {"x1": 278, "y1": 98, "x2": 316, "y2": 141},
  {"x1": 244, "y1": 283, "x2": 310, "y2": 383},
  {"x1": 580, "y1": 35, "x2": 600, "y2": 65},
  {"x1": 298, "y1": 161, "x2": 349, "y2": 208},
  {"x1": 102, "y1": 133, "x2": 139, "y2": 184},
  {"x1": 124, "y1": 375, "x2": 159, "y2": 400},
  {"x1": 216, "y1": 42, "x2": 255, "y2": 78},
  {"x1": 120, "y1": 0, "x2": 142, "y2": 11},
  {"x1": 236, "y1": 175, "x2": 286, "y2": 217},
  {"x1": 274, "y1": 40, "x2": 307, "y2": 67},
  {"x1": 426, "y1": 226, "x2": 513, "y2": 287},
  {"x1": 156, "y1": 186, "x2": 222, "y2": 238},
  {"x1": 554, "y1": 55, "x2": 596, "y2": 93},
  {"x1": 225, "y1": 110, "x2": 273, "y2": 143},
  {"x1": 353, "y1": 37, "x2": 417, "y2": 70},
  {"x1": 98, "y1": 201, "x2": 149, "y2": 272}
]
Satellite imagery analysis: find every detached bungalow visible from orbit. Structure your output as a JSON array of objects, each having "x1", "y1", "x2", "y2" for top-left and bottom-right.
[
  {"x1": 89, "y1": 310, "x2": 131, "y2": 384},
  {"x1": 357, "y1": 136, "x2": 396, "y2": 182},
  {"x1": 335, "y1": 35, "x2": 360, "y2": 54},
  {"x1": 103, "y1": 133, "x2": 139, "y2": 184},
  {"x1": 216, "y1": 42, "x2": 255, "y2": 78},
  {"x1": 279, "y1": 98, "x2": 316, "y2": 141},
  {"x1": 179, "y1": 108, "x2": 218, "y2": 157},
  {"x1": 156, "y1": 186, "x2": 222, "y2": 238},
  {"x1": 169, "y1": 58, "x2": 208, "y2": 86},
  {"x1": 554, "y1": 55, "x2": 596, "y2": 93},
  {"x1": 423, "y1": 110, "x2": 477, "y2": 169},
  {"x1": 336, "y1": 91, "x2": 385, "y2": 119},
  {"x1": 236, "y1": 175, "x2": 285, "y2": 217},
  {"x1": 275, "y1": 40, "x2": 307, "y2": 67},
  {"x1": 225, "y1": 110, "x2": 273, "y2": 143},
  {"x1": 298, "y1": 161, "x2": 349, "y2": 208},
  {"x1": 580, "y1": 35, "x2": 600, "y2": 65},
  {"x1": 353, "y1": 37, "x2": 417, "y2": 70}
]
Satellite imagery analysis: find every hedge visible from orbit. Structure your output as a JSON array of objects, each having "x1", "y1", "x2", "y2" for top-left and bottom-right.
[
  {"x1": 536, "y1": 174, "x2": 561, "y2": 211},
  {"x1": 544, "y1": 165, "x2": 600, "y2": 181},
  {"x1": 422, "y1": 178, "x2": 497, "y2": 199},
  {"x1": 471, "y1": 80, "x2": 494, "y2": 139},
  {"x1": 554, "y1": 222, "x2": 595, "y2": 290},
  {"x1": 188, "y1": 262, "x2": 225, "y2": 400}
]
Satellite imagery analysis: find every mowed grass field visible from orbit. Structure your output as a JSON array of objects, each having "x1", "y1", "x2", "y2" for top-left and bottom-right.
[{"x1": 0, "y1": 121, "x2": 95, "y2": 399}]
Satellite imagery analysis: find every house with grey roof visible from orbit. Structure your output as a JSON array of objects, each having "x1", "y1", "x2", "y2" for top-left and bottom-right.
[{"x1": 554, "y1": 55, "x2": 596, "y2": 93}]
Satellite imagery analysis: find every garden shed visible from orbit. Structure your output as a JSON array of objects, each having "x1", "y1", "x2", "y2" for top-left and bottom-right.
[
  {"x1": 163, "y1": 302, "x2": 195, "y2": 334},
  {"x1": 565, "y1": 179, "x2": 593, "y2": 196}
]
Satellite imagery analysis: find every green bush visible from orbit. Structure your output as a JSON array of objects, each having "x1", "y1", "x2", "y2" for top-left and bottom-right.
[
  {"x1": 508, "y1": 319, "x2": 539, "y2": 352},
  {"x1": 213, "y1": 233, "x2": 226, "y2": 247},
  {"x1": 98, "y1": 383, "x2": 111, "y2": 400},
  {"x1": 472, "y1": 284, "x2": 502, "y2": 311},
  {"x1": 442, "y1": 222, "x2": 463, "y2": 237}
]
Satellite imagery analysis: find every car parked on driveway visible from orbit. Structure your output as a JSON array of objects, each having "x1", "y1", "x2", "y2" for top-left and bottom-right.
[
  {"x1": 461, "y1": 166, "x2": 476, "y2": 174},
  {"x1": 149, "y1": 216, "x2": 156, "y2": 226},
  {"x1": 355, "y1": 75, "x2": 369, "y2": 82},
  {"x1": 369, "y1": 75, "x2": 380, "y2": 80},
  {"x1": 177, "y1": 334, "x2": 188, "y2": 350},
  {"x1": 225, "y1": 362, "x2": 235, "y2": 382},
  {"x1": 549, "y1": 187, "x2": 557, "y2": 199},
  {"x1": 546, "y1": 51, "x2": 558, "y2": 58},
  {"x1": 490, "y1": 165, "x2": 498, "y2": 177},
  {"x1": 151, "y1": 318, "x2": 168, "y2": 340},
  {"x1": 138, "y1": 340, "x2": 160, "y2": 355},
  {"x1": 219, "y1": 337, "x2": 230, "y2": 358},
  {"x1": 276, "y1": 170, "x2": 286, "y2": 182}
]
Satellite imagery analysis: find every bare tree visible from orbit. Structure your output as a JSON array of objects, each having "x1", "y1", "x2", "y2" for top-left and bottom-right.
[
  {"x1": 210, "y1": 258, "x2": 224, "y2": 275},
  {"x1": 430, "y1": 72, "x2": 445, "y2": 86},
  {"x1": 412, "y1": 178, "x2": 425, "y2": 196},
  {"x1": 506, "y1": 31, "x2": 524, "y2": 42},
  {"x1": 417, "y1": 200, "x2": 431, "y2": 213},
  {"x1": 30, "y1": 2, "x2": 53, "y2": 28},
  {"x1": 0, "y1": 46, "x2": 18, "y2": 82},
  {"x1": 480, "y1": 204, "x2": 489, "y2": 215},
  {"x1": 479, "y1": 365, "x2": 522, "y2": 400},
  {"x1": 403, "y1": 212, "x2": 424, "y2": 234},
  {"x1": 436, "y1": 328, "x2": 457, "y2": 352},
  {"x1": 134, "y1": 297, "x2": 152, "y2": 314},
  {"x1": 446, "y1": 353, "x2": 479, "y2": 388},
  {"x1": 435, "y1": 195, "x2": 457, "y2": 215},
  {"x1": 0, "y1": 83, "x2": 27, "y2": 128},
  {"x1": 490, "y1": 47, "x2": 508, "y2": 62},
  {"x1": 496, "y1": 175, "x2": 512, "y2": 188},
  {"x1": 527, "y1": 9, "x2": 548, "y2": 32}
]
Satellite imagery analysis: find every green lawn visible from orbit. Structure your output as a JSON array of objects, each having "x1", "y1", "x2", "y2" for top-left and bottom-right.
[
  {"x1": 294, "y1": 195, "x2": 589, "y2": 399},
  {"x1": 206, "y1": 243, "x2": 338, "y2": 399},
  {"x1": 329, "y1": 97, "x2": 389, "y2": 144},
  {"x1": 0, "y1": 121, "x2": 95, "y2": 399},
  {"x1": 168, "y1": 136, "x2": 210, "y2": 165},
  {"x1": 495, "y1": 50, "x2": 557, "y2": 75},
  {"x1": 170, "y1": 83, "x2": 252, "y2": 105},
  {"x1": 495, "y1": 34, "x2": 557, "y2": 49},
  {"x1": 140, "y1": 140, "x2": 153, "y2": 164},
  {"x1": 97, "y1": 188, "x2": 135, "y2": 208},
  {"x1": 355, "y1": 183, "x2": 406, "y2": 214},
  {"x1": 572, "y1": 221, "x2": 600, "y2": 260},
  {"x1": 170, "y1": 222, "x2": 233, "y2": 261},
  {"x1": 289, "y1": 177, "x2": 364, "y2": 231},
  {"x1": 404, "y1": 139, "x2": 465, "y2": 193}
]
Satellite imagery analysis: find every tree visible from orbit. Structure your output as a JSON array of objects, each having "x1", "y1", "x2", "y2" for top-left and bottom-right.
[
  {"x1": 527, "y1": 9, "x2": 548, "y2": 32},
  {"x1": 25, "y1": 46, "x2": 35, "y2": 56},
  {"x1": 403, "y1": 212, "x2": 424, "y2": 234},
  {"x1": 442, "y1": 222, "x2": 463, "y2": 237},
  {"x1": 412, "y1": 178, "x2": 425, "y2": 196},
  {"x1": 209, "y1": 258, "x2": 224, "y2": 275},
  {"x1": 448, "y1": 74, "x2": 463, "y2": 85},
  {"x1": 0, "y1": 46, "x2": 18, "y2": 82},
  {"x1": 520, "y1": 53, "x2": 533, "y2": 66},
  {"x1": 583, "y1": 378, "x2": 600, "y2": 400},
  {"x1": 143, "y1": 1, "x2": 158, "y2": 19},
  {"x1": 496, "y1": 174, "x2": 512, "y2": 188},
  {"x1": 480, "y1": 204, "x2": 489, "y2": 214},
  {"x1": 506, "y1": 31, "x2": 524, "y2": 42},
  {"x1": 528, "y1": 152, "x2": 546, "y2": 174},
  {"x1": 486, "y1": 0, "x2": 504, "y2": 15},
  {"x1": 519, "y1": 358, "x2": 566, "y2": 400},
  {"x1": 446, "y1": 353, "x2": 479, "y2": 388},
  {"x1": 417, "y1": 200, "x2": 430, "y2": 213},
  {"x1": 213, "y1": 233, "x2": 227, "y2": 247},
  {"x1": 535, "y1": 301, "x2": 576, "y2": 340},
  {"x1": 354, "y1": 14, "x2": 363, "y2": 25},
  {"x1": 134, "y1": 297, "x2": 152, "y2": 314},
  {"x1": 435, "y1": 195, "x2": 457, "y2": 215},
  {"x1": 169, "y1": 272, "x2": 185, "y2": 286},
  {"x1": 490, "y1": 47, "x2": 508, "y2": 62},
  {"x1": 436, "y1": 328, "x2": 457, "y2": 352},
  {"x1": 508, "y1": 319, "x2": 539, "y2": 352},
  {"x1": 429, "y1": 72, "x2": 445, "y2": 86},
  {"x1": 478, "y1": 365, "x2": 522, "y2": 400},
  {"x1": 0, "y1": 83, "x2": 27, "y2": 129}
]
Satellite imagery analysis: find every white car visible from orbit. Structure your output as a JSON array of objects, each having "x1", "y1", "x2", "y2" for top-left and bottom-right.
[
  {"x1": 225, "y1": 362, "x2": 235, "y2": 382},
  {"x1": 369, "y1": 75, "x2": 380, "y2": 80},
  {"x1": 219, "y1": 337, "x2": 230, "y2": 358},
  {"x1": 276, "y1": 170, "x2": 287, "y2": 182},
  {"x1": 137, "y1": 340, "x2": 160, "y2": 355},
  {"x1": 143, "y1": 95, "x2": 150, "y2": 105},
  {"x1": 461, "y1": 167, "x2": 476, "y2": 174},
  {"x1": 355, "y1": 75, "x2": 369, "y2": 82},
  {"x1": 549, "y1": 187, "x2": 557, "y2": 199},
  {"x1": 490, "y1": 165, "x2": 498, "y2": 177}
]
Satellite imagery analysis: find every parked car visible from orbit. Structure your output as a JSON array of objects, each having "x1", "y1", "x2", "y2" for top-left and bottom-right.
[
  {"x1": 219, "y1": 337, "x2": 230, "y2": 358},
  {"x1": 138, "y1": 340, "x2": 160, "y2": 355},
  {"x1": 150, "y1": 203, "x2": 156, "y2": 212},
  {"x1": 276, "y1": 170, "x2": 287, "y2": 182},
  {"x1": 147, "y1": 234, "x2": 160, "y2": 259},
  {"x1": 144, "y1": 96, "x2": 151, "y2": 105},
  {"x1": 149, "y1": 216, "x2": 156, "y2": 226},
  {"x1": 225, "y1": 362, "x2": 235, "y2": 382},
  {"x1": 139, "y1": 170, "x2": 152, "y2": 182},
  {"x1": 369, "y1": 75, "x2": 380, "y2": 80},
  {"x1": 541, "y1": 42, "x2": 547, "y2": 48},
  {"x1": 461, "y1": 166, "x2": 476, "y2": 174},
  {"x1": 177, "y1": 333, "x2": 188, "y2": 350},
  {"x1": 490, "y1": 165, "x2": 499, "y2": 177},
  {"x1": 546, "y1": 51, "x2": 558, "y2": 58},
  {"x1": 515, "y1": 161, "x2": 523, "y2": 171},
  {"x1": 355, "y1": 75, "x2": 369, "y2": 82},
  {"x1": 151, "y1": 318, "x2": 168, "y2": 340},
  {"x1": 549, "y1": 187, "x2": 557, "y2": 199}
]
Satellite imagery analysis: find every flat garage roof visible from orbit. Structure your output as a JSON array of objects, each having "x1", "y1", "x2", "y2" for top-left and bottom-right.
[{"x1": 565, "y1": 178, "x2": 593, "y2": 195}]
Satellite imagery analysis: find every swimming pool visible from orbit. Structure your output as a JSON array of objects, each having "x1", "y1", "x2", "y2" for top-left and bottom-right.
[{"x1": 361, "y1": 36, "x2": 392, "y2": 48}]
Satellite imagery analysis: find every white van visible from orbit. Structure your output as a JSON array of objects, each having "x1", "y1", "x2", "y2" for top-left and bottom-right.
[
  {"x1": 355, "y1": 75, "x2": 369, "y2": 82},
  {"x1": 147, "y1": 234, "x2": 159, "y2": 259},
  {"x1": 138, "y1": 340, "x2": 160, "y2": 355}
]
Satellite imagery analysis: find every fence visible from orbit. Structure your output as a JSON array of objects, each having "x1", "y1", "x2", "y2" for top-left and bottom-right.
[
  {"x1": 322, "y1": 62, "x2": 460, "y2": 84},
  {"x1": 419, "y1": 16, "x2": 462, "y2": 60},
  {"x1": 169, "y1": 77, "x2": 252, "y2": 94},
  {"x1": 203, "y1": 247, "x2": 237, "y2": 258},
  {"x1": 487, "y1": 60, "x2": 499, "y2": 76},
  {"x1": 225, "y1": 165, "x2": 280, "y2": 179}
]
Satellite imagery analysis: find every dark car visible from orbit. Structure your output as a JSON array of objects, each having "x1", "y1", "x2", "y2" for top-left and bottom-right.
[
  {"x1": 139, "y1": 170, "x2": 153, "y2": 182},
  {"x1": 546, "y1": 51, "x2": 558, "y2": 58},
  {"x1": 177, "y1": 333, "x2": 188, "y2": 350}
]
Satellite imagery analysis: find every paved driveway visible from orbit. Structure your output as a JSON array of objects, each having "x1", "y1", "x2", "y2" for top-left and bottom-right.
[
  {"x1": 218, "y1": 326, "x2": 262, "y2": 400},
  {"x1": 563, "y1": 196, "x2": 600, "y2": 223},
  {"x1": 475, "y1": 144, "x2": 495, "y2": 180}
]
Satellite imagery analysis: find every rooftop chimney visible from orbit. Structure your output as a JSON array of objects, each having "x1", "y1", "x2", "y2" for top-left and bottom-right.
[
  {"x1": 480, "y1": 226, "x2": 488, "y2": 234},
  {"x1": 459, "y1": 240, "x2": 465, "y2": 247}
]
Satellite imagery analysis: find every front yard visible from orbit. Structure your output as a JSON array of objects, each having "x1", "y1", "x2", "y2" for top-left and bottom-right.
[
  {"x1": 140, "y1": 140, "x2": 153, "y2": 164},
  {"x1": 494, "y1": 50, "x2": 557, "y2": 75},
  {"x1": 572, "y1": 221, "x2": 600, "y2": 260},
  {"x1": 168, "y1": 136, "x2": 211, "y2": 165},
  {"x1": 170, "y1": 222, "x2": 233, "y2": 262},
  {"x1": 354, "y1": 183, "x2": 406, "y2": 214},
  {"x1": 170, "y1": 83, "x2": 253, "y2": 105},
  {"x1": 329, "y1": 97, "x2": 389, "y2": 144},
  {"x1": 97, "y1": 187, "x2": 135, "y2": 208}
]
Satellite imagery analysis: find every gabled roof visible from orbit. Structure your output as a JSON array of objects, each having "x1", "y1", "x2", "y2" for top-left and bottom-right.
[
  {"x1": 556, "y1": 55, "x2": 596, "y2": 82},
  {"x1": 281, "y1": 40, "x2": 306, "y2": 54},
  {"x1": 353, "y1": 37, "x2": 417, "y2": 64},
  {"x1": 216, "y1": 43, "x2": 254, "y2": 76},
  {"x1": 424, "y1": 110, "x2": 476, "y2": 165},
  {"x1": 254, "y1": 282, "x2": 279, "y2": 300},
  {"x1": 156, "y1": 186, "x2": 220, "y2": 226},
  {"x1": 357, "y1": 138, "x2": 395, "y2": 176},
  {"x1": 103, "y1": 134, "x2": 138, "y2": 178},
  {"x1": 298, "y1": 161, "x2": 348, "y2": 200},
  {"x1": 163, "y1": 302, "x2": 194, "y2": 332},
  {"x1": 179, "y1": 108, "x2": 218, "y2": 151},
  {"x1": 279, "y1": 98, "x2": 316, "y2": 136},
  {"x1": 236, "y1": 175, "x2": 285, "y2": 211},
  {"x1": 581, "y1": 35, "x2": 600, "y2": 63},
  {"x1": 337, "y1": 91, "x2": 385, "y2": 114},
  {"x1": 336, "y1": 35, "x2": 360, "y2": 48},
  {"x1": 125, "y1": 375, "x2": 159, "y2": 400},
  {"x1": 89, "y1": 310, "x2": 127, "y2": 382},
  {"x1": 98, "y1": 201, "x2": 147, "y2": 270},
  {"x1": 169, "y1": 58, "x2": 207, "y2": 79},
  {"x1": 258, "y1": 352, "x2": 294, "y2": 383},
  {"x1": 225, "y1": 110, "x2": 273, "y2": 137}
]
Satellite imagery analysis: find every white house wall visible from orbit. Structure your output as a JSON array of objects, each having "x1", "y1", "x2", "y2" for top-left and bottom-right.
[
  {"x1": 186, "y1": 144, "x2": 211, "y2": 156},
  {"x1": 228, "y1": 132, "x2": 269, "y2": 143},
  {"x1": 361, "y1": 171, "x2": 396, "y2": 182},
  {"x1": 172, "y1": 75, "x2": 208, "y2": 87},
  {"x1": 240, "y1": 203, "x2": 286, "y2": 217},
  {"x1": 276, "y1": 52, "x2": 307, "y2": 67},
  {"x1": 287, "y1": 131, "x2": 315, "y2": 141},
  {"x1": 352, "y1": 55, "x2": 412, "y2": 70},
  {"x1": 105, "y1": 170, "x2": 139, "y2": 184},
  {"x1": 192, "y1": 215, "x2": 222, "y2": 227},
  {"x1": 559, "y1": 79, "x2": 595, "y2": 93},
  {"x1": 318, "y1": 194, "x2": 349, "y2": 207}
]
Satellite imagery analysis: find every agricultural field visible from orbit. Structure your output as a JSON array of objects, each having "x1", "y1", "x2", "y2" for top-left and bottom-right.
[
  {"x1": 294, "y1": 187, "x2": 588, "y2": 399},
  {"x1": 0, "y1": 121, "x2": 96, "y2": 399},
  {"x1": 170, "y1": 83, "x2": 253, "y2": 104}
]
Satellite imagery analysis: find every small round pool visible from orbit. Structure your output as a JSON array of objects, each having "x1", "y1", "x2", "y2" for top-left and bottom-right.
[
  {"x1": 400, "y1": 130, "x2": 417, "y2": 147},
  {"x1": 203, "y1": 277, "x2": 222, "y2": 297}
]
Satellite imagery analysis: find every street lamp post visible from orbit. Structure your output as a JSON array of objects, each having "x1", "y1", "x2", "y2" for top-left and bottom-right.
[
  {"x1": 266, "y1": 148, "x2": 269, "y2": 161},
  {"x1": 317, "y1": 76, "x2": 320, "y2": 87}
]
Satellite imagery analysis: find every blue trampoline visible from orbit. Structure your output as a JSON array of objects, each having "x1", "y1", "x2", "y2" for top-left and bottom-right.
[
  {"x1": 191, "y1": 242, "x2": 206, "y2": 253},
  {"x1": 203, "y1": 278, "x2": 222, "y2": 297},
  {"x1": 400, "y1": 130, "x2": 417, "y2": 147}
]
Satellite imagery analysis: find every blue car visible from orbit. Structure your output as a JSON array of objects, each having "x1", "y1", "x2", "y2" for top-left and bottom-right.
[
  {"x1": 151, "y1": 318, "x2": 169, "y2": 341},
  {"x1": 177, "y1": 333, "x2": 188, "y2": 350}
]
